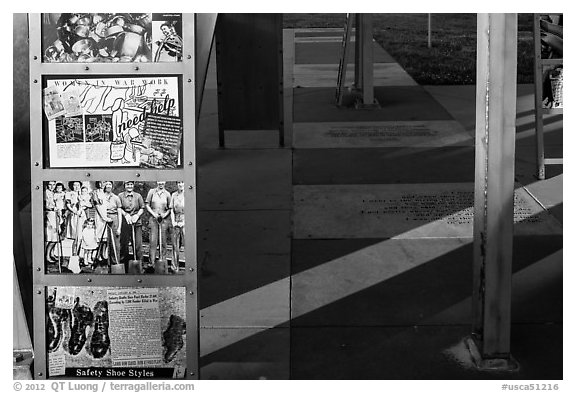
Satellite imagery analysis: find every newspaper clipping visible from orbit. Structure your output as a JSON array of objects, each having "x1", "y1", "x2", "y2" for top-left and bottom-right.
[
  {"x1": 44, "y1": 76, "x2": 182, "y2": 168},
  {"x1": 107, "y1": 288, "x2": 163, "y2": 367}
]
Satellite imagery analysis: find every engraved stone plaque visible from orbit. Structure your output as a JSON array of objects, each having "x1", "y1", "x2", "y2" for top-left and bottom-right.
[{"x1": 293, "y1": 183, "x2": 562, "y2": 239}]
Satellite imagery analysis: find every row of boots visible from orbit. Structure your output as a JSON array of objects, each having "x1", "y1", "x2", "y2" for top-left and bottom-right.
[{"x1": 47, "y1": 296, "x2": 109, "y2": 358}]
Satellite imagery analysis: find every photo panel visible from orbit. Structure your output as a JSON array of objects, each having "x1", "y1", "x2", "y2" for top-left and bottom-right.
[
  {"x1": 539, "y1": 14, "x2": 562, "y2": 60},
  {"x1": 542, "y1": 64, "x2": 563, "y2": 109},
  {"x1": 42, "y1": 75, "x2": 183, "y2": 168},
  {"x1": 46, "y1": 286, "x2": 187, "y2": 379},
  {"x1": 41, "y1": 13, "x2": 183, "y2": 63},
  {"x1": 43, "y1": 180, "x2": 187, "y2": 275}
]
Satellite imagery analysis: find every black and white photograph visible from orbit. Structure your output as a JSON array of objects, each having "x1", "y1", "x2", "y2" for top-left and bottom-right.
[
  {"x1": 43, "y1": 180, "x2": 186, "y2": 275},
  {"x1": 41, "y1": 13, "x2": 182, "y2": 63},
  {"x1": 54, "y1": 116, "x2": 84, "y2": 143},
  {"x1": 84, "y1": 114, "x2": 113, "y2": 142},
  {"x1": 152, "y1": 14, "x2": 183, "y2": 62},
  {"x1": 12, "y1": 10, "x2": 569, "y2": 387}
]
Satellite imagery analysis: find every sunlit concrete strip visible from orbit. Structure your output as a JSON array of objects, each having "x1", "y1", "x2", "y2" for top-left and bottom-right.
[
  {"x1": 293, "y1": 63, "x2": 417, "y2": 87},
  {"x1": 293, "y1": 120, "x2": 472, "y2": 148}
]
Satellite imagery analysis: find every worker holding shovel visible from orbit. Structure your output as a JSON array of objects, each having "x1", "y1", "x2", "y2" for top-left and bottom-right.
[
  {"x1": 102, "y1": 181, "x2": 123, "y2": 272},
  {"x1": 118, "y1": 180, "x2": 144, "y2": 273},
  {"x1": 170, "y1": 181, "x2": 185, "y2": 273},
  {"x1": 145, "y1": 181, "x2": 171, "y2": 274}
]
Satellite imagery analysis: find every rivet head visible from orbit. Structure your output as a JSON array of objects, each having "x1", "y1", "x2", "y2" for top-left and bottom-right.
[
  {"x1": 187, "y1": 78, "x2": 192, "y2": 83},
  {"x1": 87, "y1": 278, "x2": 92, "y2": 282},
  {"x1": 36, "y1": 186, "x2": 40, "y2": 190},
  {"x1": 190, "y1": 372, "x2": 195, "y2": 376},
  {"x1": 36, "y1": 267, "x2": 41, "y2": 271},
  {"x1": 135, "y1": 66, "x2": 139, "y2": 71},
  {"x1": 86, "y1": 173, "x2": 91, "y2": 177},
  {"x1": 187, "y1": 54, "x2": 191, "y2": 59},
  {"x1": 189, "y1": 267, "x2": 194, "y2": 272},
  {"x1": 137, "y1": 279, "x2": 142, "y2": 283},
  {"x1": 85, "y1": 66, "x2": 89, "y2": 71},
  {"x1": 34, "y1": 162, "x2": 39, "y2": 166},
  {"x1": 136, "y1": 173, "x2": 141, "y2": 177},
  {"x1": 189, "y1": 291, "x2": 194, "y2": 295},
  {"x1": 36, "y1": 290, "x2": 41, "y2": 295},
  {"x1": 33, "y1": 55, "x2": 38, "y2": 60},
  {"x1": 188, "y1": 185, "x2": 193, "y2": 189},
  {"x1": 33, "y1": 79, "x2": 38, "y2": 83},
  {"x1": 188, "y1": 161, "x2": 193, "y2": 166},
  {"x1": 38, "y1": 372, "x2": 43, "y2": 376}
]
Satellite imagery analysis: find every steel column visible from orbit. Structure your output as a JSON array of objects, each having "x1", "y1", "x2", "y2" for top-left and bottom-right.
[
  {"x1": 352, "y1": 14, "x2": 375, "y2": 107},
  {"x1": 470, "y1": 13, "x2": 519, "y2": 371},
  {"x1": 359, "y1": 14, "x2": 374, "y2": 106}
]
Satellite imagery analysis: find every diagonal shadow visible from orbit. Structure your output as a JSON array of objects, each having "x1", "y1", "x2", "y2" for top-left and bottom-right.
[{"x1": 200, "y1": 207, "x2": 562, "y2": 379}]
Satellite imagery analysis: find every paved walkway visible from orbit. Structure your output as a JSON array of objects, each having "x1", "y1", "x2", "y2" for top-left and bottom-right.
[{"x1": 196, "y1": 27, "x2": 562, "y2": 379}]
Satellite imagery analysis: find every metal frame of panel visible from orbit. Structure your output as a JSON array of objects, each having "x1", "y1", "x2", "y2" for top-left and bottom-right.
[
  {"x1": 28, "y1": 13, "x2": 199, "y2": 380},
  {"x1": 533, "y1": 13, "x2": 563, "y2": 180},
  {"x1": 470, "y1": 13, "x2": 518, "y2": 370}
]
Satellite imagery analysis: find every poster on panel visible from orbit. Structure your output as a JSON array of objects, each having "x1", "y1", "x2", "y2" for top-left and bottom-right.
[
  {"x1": 43, "y1": 180, "x2": 186, "y2": 275},
  {"x1": 46, "y1": 286, "x2": 187, "y2": 379},
  {"x1": 43, "y1": 75, "x2": 182, "y2": 168},
  {"x1": 42, "y1": 13, "x2": 183, "y2": 63}
]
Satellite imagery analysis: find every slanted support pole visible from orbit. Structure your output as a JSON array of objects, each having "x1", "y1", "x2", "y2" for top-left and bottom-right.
[{"x1": 469, "y1": 13, "x2": 519, "y2": 371}]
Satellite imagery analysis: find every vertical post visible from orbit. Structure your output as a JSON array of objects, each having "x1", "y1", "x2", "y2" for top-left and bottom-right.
[
  {"x1": 428, "y1": 14, "x2": 432, "y2": 48},
  {"x1": 533, "y1": 14, "x2": 546, "y2": 180},
  {"x1": 215, "y1": 15, "x2": 226, "y2": 148},
  {"x1": 354, "y1": 14, "x2": 362, "y2": 90},
  {"x1": 469, "y1": 13, "x2": 519, "y2": 371},
  {"x1": 277, "y1": 14, "x2": 285, "y2": 147},
  {"x1": 359, "y1": 14, "x2": 374, "y2": 106}
]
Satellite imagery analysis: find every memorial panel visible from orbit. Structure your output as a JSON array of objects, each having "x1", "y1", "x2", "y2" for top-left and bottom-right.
[
  {"x1": 43, "y1": 180, "x2": 187, "y2": 275},
  {"x1": 293, "y1": 184, "x2": 563, "y2": 239},
  {"x1": 45, "y1": 286, "x2": 187, "y2": 378},
  {"x1": 42, "y1": 13, "x2": 183, "y2": 63},
  {"x1": 43, "y1": 75, "x2": 182, "y2": 168},
  {"x1": 293, "y1": 120, "x2": 473, "y2": 148}
]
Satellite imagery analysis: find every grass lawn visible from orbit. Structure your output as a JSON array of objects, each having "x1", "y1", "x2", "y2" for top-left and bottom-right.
[{"x1": 284, "y1": 14, "x2": 535, "y2": 85}]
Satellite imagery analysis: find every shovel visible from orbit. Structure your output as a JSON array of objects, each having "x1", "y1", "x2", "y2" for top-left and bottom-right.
[
  {"x1": 68, "y1": 214, "x2": 82, "y2": 274},
  {"x1": 108, "y1": 221, "x2": 125, "y2": 274},
  {"x1": 154, "y1": 217, "x2": 167, "y2": 275},
  {"x1": 55, "y1": 214, "x2": 63, "y2": 274},
  {"x1": 128, "y1": 224, "x2": 143, "y2": 274},
  {"x1": 93, "y1": 221, "x2": 109, "y2": 274}
]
